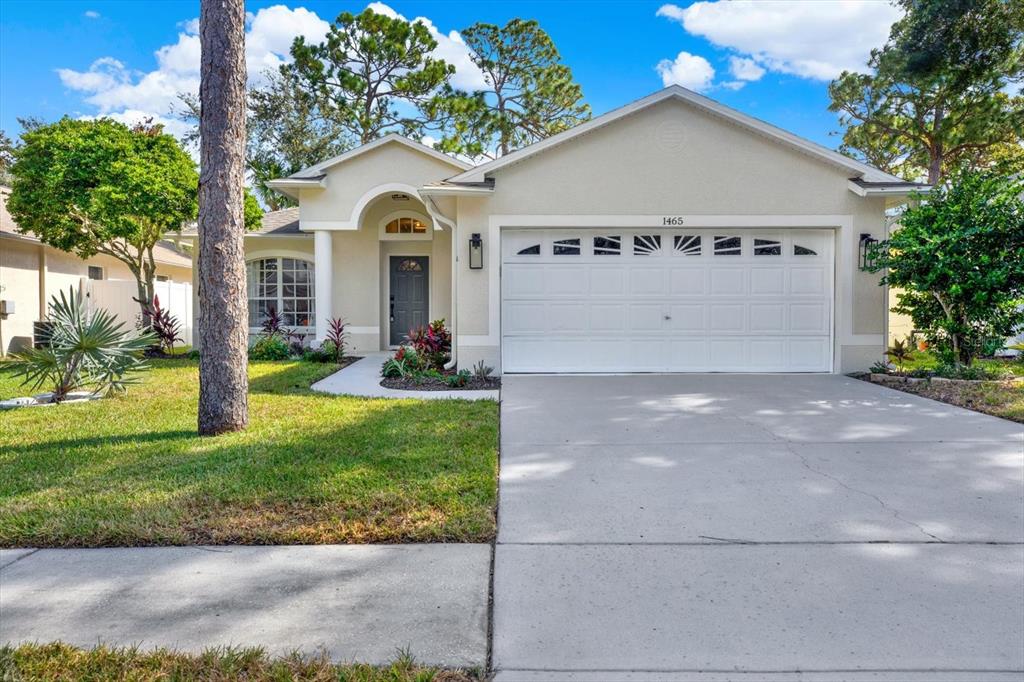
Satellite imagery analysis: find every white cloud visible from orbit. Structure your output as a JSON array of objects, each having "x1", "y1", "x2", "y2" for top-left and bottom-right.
[
  {"x1": 656, "y1": 51, "x2": 716, "y2": 91},
  {"x1": 84, "y1": 10, "x2": 100, "y2": 19},
  {"x1": 729, "y1": 56, "x2": 764, "y2": 82},
  {"x1": 720, "y1": 80, "x2": 745, "y2": 91},
  {"x1": 366, "y1": 2, "x2": 488, "y2": 91},
  {"x1": 657, "y1": 1, "x2": 902, "y2": 81},
  {"x1": 57, "y1": 3, "x2": 486, "y2": 144}
]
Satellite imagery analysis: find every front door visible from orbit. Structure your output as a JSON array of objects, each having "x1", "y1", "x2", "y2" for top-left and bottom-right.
[{"x1": 389, "y1": 256, "x2": 429, "y2": 346}]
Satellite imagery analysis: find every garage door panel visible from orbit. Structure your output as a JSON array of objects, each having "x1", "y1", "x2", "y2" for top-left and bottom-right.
[
  {"x1": 669, "y1": 268, "x2": 705, "y2": 295},
  {"x1": 629, "y1": 267, "x2": 667, "y2": 295},
  {"x1": 709, "y1": 304, "x2": 745, "y2": 332},
  {"x1": 709, "y1": 268, "x2": 746, "y2": 295},
  {"x1": 749, "y1": 303, "x2": 786, "y2": 332},
  {"x1": 749, "y1": 339, "x2": 786, "y2": 368},
  {"x1": 502, "y1": 228, "x2": 833, "y2": 373},
  {"x1": 590, "y1": 303, "x2": 628, "y2": 330},
  {"x1": 750, "y1": 267, "x2": 786, "y2": 296},
  {"x1": 790, "y1": 266, "x2": 828, "y2": 295},
  {"x1": 668, "y1": 304, "x2": 705, "y2": 331},
  {"x1": 590, "y1": 267, "x2": 627, "y2": 296}
]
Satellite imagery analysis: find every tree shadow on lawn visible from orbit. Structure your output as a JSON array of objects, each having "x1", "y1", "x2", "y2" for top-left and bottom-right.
[{"x1": 0, "y1": 397, "x2": 499, "y2": 547}]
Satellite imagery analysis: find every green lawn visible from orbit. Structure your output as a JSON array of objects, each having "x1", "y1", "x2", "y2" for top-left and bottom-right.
[
  {"x1": 0, "y1": 643, "x2": 482, "y2": 681},
  {"x1": 0, "y1": 359, "x2": 498, "y2": 547}
]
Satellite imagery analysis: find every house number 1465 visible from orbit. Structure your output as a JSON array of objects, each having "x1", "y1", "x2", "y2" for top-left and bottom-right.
[{"x1": 662, "y1": 216, "x2": 685, "y2": 226}]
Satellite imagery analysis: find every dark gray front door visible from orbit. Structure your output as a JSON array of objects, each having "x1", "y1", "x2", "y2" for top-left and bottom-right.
[{"x1": 390, "y1": 256, "x2": 429, "y2": 346}]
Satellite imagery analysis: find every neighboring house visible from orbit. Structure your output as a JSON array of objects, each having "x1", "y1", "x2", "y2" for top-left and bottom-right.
[
  {"x1": 182, "y1": 85, "x2": 925, "y2": 374},
  {"x1": 0, "y1": 186, "x2": 194, "y2": 354}
]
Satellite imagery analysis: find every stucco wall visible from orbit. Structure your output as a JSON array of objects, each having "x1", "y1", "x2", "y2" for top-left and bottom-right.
[
  {"x1": 1, "y1": 238, "x2": 192, "y2": 354},
  {"x1": 451, "y1": 98, "x2": 889, "y2": 374}
]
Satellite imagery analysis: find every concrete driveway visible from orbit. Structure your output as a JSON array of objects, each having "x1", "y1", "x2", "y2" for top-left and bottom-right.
[{"x1": 492, "y1": 374, "x2": 1024, "y2": 681}]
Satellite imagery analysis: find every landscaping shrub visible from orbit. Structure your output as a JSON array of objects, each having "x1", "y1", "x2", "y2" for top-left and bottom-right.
[
  {"x1": 137, "y1": 294, "x2": 183, "y2": 354},
  {"x1": 249, "y1": 334, "x2": 291, "y2": 361},
  {"x1": 2, "y1": 288, "x2": 155, "y2": 401},
  {"x1": 866, "y1": 170, "x2": 1024, "y2": 366},
  {"x1": 408, "y1": 319, "x2": 451, "y2": 370},
  {"x1": 325, "y1": 317, "x2": 348, "y2": 363},
  {"x1": 381, "y1": 346, "x2": 423, "y2": 378},
  {"x1": 446, "y1": 369, "x2": 472, "y2": 388}
]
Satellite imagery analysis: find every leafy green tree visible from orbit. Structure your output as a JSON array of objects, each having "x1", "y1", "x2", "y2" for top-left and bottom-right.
[
  {"x1": 7, "y1": 118, "x2": 198, "y2": 323},
  {"x1": 287, "y1": 7, "x2": 454, "y2": 144},
  {"x1": 0, "y1": 130, "x2": 15, "y2": 186},
  {"x1": 829, "y1": 0, "x2": 1023, "y2": 183},
  {"x1": 248, "y1": 69, "x2": 353, "y2": 209},
  {"x1": 428, "y1": 19, "x2": 590, "y2": 160},
  {"x1": 867, "y1": 170, "x2": 1024, "y2": 365}
]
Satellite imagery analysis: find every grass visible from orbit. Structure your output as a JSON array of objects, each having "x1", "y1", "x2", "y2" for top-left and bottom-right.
[
  {"x1": 0, "y1": 643, "x2": 483, "y2": 681},
  {"x1": 0, "y1": 359, "x2": 498, "y2": 547},
  {"x1": 878, "y1": 350, "x2": 1024, "y2": 423}
]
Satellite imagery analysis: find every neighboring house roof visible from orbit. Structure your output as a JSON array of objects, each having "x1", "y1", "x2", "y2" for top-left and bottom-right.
[
  {"x1": 0, "y1": 186, "x2": 192, "y2": 268},
  {"x1": 447, "y1": 85, "x2": 910, "y2": 186},
  {"x1": 179, "y1": 207, "x2": 304, "y2": 238},
  {"x1": 277, "y1": 133, "x2": 473, "y2": 183}
]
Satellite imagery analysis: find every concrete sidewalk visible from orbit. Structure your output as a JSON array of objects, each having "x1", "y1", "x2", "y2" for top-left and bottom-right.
[{"x1": 0, "y1": 544, "x2": 490, "y2": 667}]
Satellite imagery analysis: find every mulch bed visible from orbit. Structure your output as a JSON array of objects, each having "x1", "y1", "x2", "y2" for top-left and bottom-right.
[
  {"x1": 854, "y1": 372, "x2": 1023, "y2": 423},
  {"x1": 381, "y1": 375, "x2": 501, "y2": 391}
]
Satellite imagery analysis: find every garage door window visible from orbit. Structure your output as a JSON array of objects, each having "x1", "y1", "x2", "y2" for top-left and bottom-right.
[
  {"x1": 673, "y1": 235, "x2": 702, "y2": 256},
  {"x1": 794, "y1": 244, "x2": 818, "y2": 256},
  {"x1": 754, "y1": 238, "x2": 782, "y2": 256},
  {"x1": 553, "y1": 238, "x2": 581, "y2": 255},
  {"x1": 633, "y1": 235, "x2": 662, "y2": 256},
  {"x1": 516, "y1": 244, "x2": 541, "y2": 255},
  {"x1": 593, "y1": 236, "x2": 621, "y2": 255},
  {"x1": 714, "y1": 236, "x2": 742, "y2": 255}
]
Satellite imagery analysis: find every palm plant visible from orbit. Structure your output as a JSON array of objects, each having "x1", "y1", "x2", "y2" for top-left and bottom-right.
[{"x1": 4, "y1": 288, "x2": 156, "y2": 402}]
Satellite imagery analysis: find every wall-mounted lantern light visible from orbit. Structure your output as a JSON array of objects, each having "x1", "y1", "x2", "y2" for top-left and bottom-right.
[
  {"x1": 859, "y1": 233, "x2": 879, "y2": 271},
  {"x1": 469, "y1": 232, "x2": 484, "y2": 270}
]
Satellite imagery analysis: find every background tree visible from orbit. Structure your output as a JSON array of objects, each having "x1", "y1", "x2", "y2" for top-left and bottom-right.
[
  {"x1": 197, "y1": 0, "x2": 248, "y2": 435},
  {"x1": 178, "y1": 69, "x2": 352, "y2": 210},
  {"x1": 247, "y1": 69, "x2": 352, "y2": 209},
  {"x1": 287, "y1": 7, "x2": 453, "y2": 144},
  {"x1": 7, "y1": 118, "x2": 197, "y2": 323},
  {"x1": 428, "y1": 19, "x2": 590, "y2": 159},
  {"x1": 0, "y1": 130, "x2": 15, "y2": 185},
  {"x1": 829, "y1": 0, "x2": 1023, "y2": 183},
  {"x1": 867, "y1": 170, "x2": 1024, "y2": 365}
]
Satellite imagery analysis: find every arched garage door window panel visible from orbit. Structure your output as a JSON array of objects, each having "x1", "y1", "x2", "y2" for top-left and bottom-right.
[{"x1": 246, "y1": 257, "x2": 315, "y2": 329}]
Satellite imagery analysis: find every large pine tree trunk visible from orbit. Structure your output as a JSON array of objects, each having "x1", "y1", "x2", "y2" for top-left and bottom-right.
[{"x1": 197, "y1": 0, "x2": 248, "y2": 435}]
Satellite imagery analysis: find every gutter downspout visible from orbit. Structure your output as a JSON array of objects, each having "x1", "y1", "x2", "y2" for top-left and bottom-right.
[{"x1": 422, "y1": 195, "x2": 459, "y2": 370}]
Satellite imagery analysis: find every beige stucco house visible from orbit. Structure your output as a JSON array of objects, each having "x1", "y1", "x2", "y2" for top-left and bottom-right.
[
  {"x1": 0, "y1": 186, "x2": 194, "y2": 354},
  {"x1": 186, "y1": 86, "x2": 925, "y2": 374}
]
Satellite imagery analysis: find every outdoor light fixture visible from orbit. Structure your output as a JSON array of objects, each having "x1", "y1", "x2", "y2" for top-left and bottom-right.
[
  {"x1": 859, "y1": 233, "x2": 879, "y2": 271},
  {"x1": 468, "y1": 233, "x2": 484, "y2": 270}
]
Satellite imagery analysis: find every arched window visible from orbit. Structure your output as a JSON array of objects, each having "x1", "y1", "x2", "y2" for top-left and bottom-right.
[
  {"x1": 246, "y1": 257, "x2": 315, "y2": 329},
  {"x1": 385, "y1": 216, "x2": 427, "y2": 234}
]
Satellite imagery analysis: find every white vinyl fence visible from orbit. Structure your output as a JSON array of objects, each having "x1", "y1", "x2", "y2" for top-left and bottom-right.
[{"x1": 81, "y1": 278, "x2": 194, "y2": 347}]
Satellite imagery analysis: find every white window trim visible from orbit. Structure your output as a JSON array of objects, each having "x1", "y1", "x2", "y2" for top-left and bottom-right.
[
  {"x1": 245, "y1": 256, "x2": 316, "y2": 334},
  {"x1": 379, "y1": 210, "x2": 433, "y2": 241}
]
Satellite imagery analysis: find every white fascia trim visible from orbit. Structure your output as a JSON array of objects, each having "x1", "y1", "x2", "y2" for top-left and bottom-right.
[
  {"x1": 847, "y1": 180, "x2": 929, "y2": 197},
  {"x1": 449, "y1": 85, "x2": 903, "y2": 184},
  {"x1": 418, "y1": 185, "x2": 494, "y2": 197},
  {"x1": 286, "y1": 133, "x2": 472, "y2": 180},
  {"x1": 480, "y1": 213, "x2": 862, "y2": 362}
]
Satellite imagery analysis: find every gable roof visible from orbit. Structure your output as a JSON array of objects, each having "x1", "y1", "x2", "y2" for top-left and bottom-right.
[
  {"x1": 283, "y1": 133, "x2": 472, "y2": 181},
  {"x1": 447, "y1": 85, "x2": 907, "y2": 185}
]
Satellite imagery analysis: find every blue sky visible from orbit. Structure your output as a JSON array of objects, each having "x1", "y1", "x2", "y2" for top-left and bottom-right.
[{"x1": 0, "y1": 1, "x2": 902, "y2": 150}]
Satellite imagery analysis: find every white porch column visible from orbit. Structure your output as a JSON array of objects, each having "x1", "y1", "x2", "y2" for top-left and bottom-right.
[{"x1": 314, "y1": 229, "x2": 333, "y2": 342}]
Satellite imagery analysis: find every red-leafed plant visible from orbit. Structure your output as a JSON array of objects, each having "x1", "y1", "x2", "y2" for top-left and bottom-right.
[
  {"x1": 325, "y1": 317, "x2": 348, "y2": 363},
  {"x1": 136, "y1": 294, "x2": 183, "y2": 353},
  {"x1": 407, "y1": 318, "x2": 451, "y2": 371}
]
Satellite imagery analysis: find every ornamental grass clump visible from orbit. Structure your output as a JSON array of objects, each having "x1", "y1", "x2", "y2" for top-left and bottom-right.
[{"x1": 3, "y1": 288, "x2": 155, "y2": 402}]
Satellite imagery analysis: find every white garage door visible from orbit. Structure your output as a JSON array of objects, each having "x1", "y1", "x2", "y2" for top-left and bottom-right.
[{"x1": 501, "y1": 228, "x2": 834, "y2": 373}]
